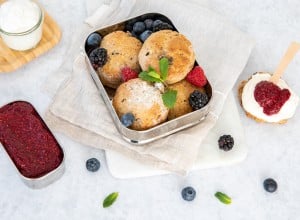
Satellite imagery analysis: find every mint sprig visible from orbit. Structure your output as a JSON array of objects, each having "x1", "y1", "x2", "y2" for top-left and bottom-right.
[
  {"x1": 139, "y1": 71, "x2": 162, "y2": 83},
  {"x1": 138, "y1": 57, "x2": 177, "y2": 108},
  {"x1": 159, "y1": 57, "x2": 169, "y2": 81},
  {"x1": 162, "y1": 90, "x2": 177, "y2": 108},
  {"x1": 215, "y1": 192, "x2": 232, "y2": 205},
  {"x1": 103, "y1": 192, "x2": 119, "y2": 208}
]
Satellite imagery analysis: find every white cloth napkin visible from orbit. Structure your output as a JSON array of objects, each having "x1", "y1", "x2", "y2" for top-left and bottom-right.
[{"x1": 45, "y1": 0, "x2": 255, "y2": 174}]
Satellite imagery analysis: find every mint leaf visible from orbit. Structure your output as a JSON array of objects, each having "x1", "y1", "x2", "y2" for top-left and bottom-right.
[
  {"x1": 148, "y1": 66, "x2": 156, "y2": 72},
  {"x1": 147, "y1": 71, "x2": 161, "y2": 80},
  {"x1": 103, "y1": 192, "x2": 119, "y2": 208},
  {"x1": 159, "y1": 57, "x2": 169, "y2": 81},
  {"x1": 215, "y1": 192, "x2": 231, "y2": 205},
  {"x1": 162, "y1": 90, "x2": 177, "y2": 108},
  {"x1": 139, "y1": 71, "x2": 162, "y2": 83}
]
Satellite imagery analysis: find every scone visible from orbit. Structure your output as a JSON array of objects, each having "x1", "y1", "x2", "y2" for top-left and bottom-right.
[
  {"x1": 139, "y1": 30, "x2": 195, "y2": 85},
  {"x1": 98, "y1": 31, "x2": 142, "y2": 88},
  {"x1": 112, "y1": 78, "x2": 169, "y2": 130},
  {"x1": 239, "y1": 72, "x2": 299, "y2": 123},
  {"x1": 168, "y1": 80, "x2": 205, "y2": 120}
]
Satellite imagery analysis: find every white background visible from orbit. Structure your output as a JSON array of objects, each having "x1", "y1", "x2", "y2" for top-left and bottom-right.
[{"x1": 0, "y1": 0, "x2": 300, "y2": 219}]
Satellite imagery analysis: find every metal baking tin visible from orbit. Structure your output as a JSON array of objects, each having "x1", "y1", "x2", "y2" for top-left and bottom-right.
[
  {"x1": 84, "y1": 13, "x2": 213, "y2": 145},
  {"x1": 3, "y1": 148, "x2": 65, "y2": 189},
  {"x1": 0, "y1": 101, "x2": 65, "y2": 189}
]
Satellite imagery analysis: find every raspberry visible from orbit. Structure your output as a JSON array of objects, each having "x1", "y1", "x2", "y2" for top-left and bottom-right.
[
  {"x1": 121, "y1": 67, "x2": 138, "y2": 82},
  {"x1": 186, "y1": 66, "x2": 207, "y2": 87}
]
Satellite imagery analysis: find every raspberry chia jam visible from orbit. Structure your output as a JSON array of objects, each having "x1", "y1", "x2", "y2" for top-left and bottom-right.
[
  {"x1": 0, "y1": 101, "x2": 64, "y2": 187},
  {"x1": 254, "y1": 81, "x2": 291, "y2": 115}
]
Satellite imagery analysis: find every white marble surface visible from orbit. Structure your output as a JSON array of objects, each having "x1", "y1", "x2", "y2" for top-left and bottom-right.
[{"x1": 0, "y1": 0, "x2": 300, "y2": 219}]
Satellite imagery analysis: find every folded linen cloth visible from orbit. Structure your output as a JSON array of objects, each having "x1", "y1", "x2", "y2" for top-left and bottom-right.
[{"x1": 45, "y1": 0, "x2": 255, "y2": 174}]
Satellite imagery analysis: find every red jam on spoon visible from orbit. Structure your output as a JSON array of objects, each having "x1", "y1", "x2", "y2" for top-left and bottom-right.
[
  {"x1": 0, "y1": 101, "x2": 64, "y2": 179},
  {"x1": 254, "y1": 81, "x2": 291, "y2": 115}
]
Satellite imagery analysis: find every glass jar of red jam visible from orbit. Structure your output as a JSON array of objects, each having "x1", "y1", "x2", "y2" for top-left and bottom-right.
[{"x1": 0, "y1": 101, "x2": 64, "y2": 188}]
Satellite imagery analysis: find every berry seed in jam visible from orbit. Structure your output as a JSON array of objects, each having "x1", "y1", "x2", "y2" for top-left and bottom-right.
[
  {"x1": 254, "y1": 81, "x2": 291, "y2": 115},
  {"x1": 0, "y1": 101, "x2": 64, "y2": 178}
]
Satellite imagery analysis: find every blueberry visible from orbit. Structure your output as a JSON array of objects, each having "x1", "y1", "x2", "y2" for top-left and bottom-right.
[
  {"x1": 85, "y1": 32, "x2": 102, "y2": 53},
  {"x1": 263, "y1": 178, "x2": 278, "y2": 193},
  {"x1": 139, "y1": 30, "x2": 152, "y2": 42},
  {"x1": 133, "y1": 21, "x2": 146, "y2": 35},
  {"x1": 181, "y1": 186, "x2": 196, "y2": 201},
  {"x1": 120, "y1": 113, "x2": 135, "y2": 127},
  {"x1": 144, "y1": 19, "x2": 153, "y2": 30},
  {"x1": 125, "y1": 23, "x2": 133, "y2": 32},
  {"x1": 153, "y1": 22, "x2": 173, "y2": 32},
  {"x1": 131, "y1": 31, "x2": 138, "y2": 39},
  {"x1": 86, "y1": 158, "x2": 101, "y2": 172},
  {"x1": 152, "y1": 19, "x2": 163, "y2": 29},
  {"x1": 125, "y1": 18, "x2": 138, "y2": 31}
]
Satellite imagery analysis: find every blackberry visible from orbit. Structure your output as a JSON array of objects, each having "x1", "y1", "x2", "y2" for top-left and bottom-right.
[
  {"x1": 89, "y1": 48, "x2": 107, "y2": 69},
  {"x1": 189, "y1": 90, "x2": 209, "y2": 110},
  {"x1": 120, "y1": 113, "x2": 135, "y2": 127},
  {"x1": 153, "y1": 22, "x2": 173, "y2": 32},
  {"x1": 263, "y1": 178, "x2": 277, "y2": 193},
  {"x1": 86, "y1": 158, "x2": 101, "y2": 172},
  {"x1": 181, "y1": 186, "x2": 196, "y2": 201},
  {"x1": 218, "y1": 135, "x2": 234, "y2": 151}
]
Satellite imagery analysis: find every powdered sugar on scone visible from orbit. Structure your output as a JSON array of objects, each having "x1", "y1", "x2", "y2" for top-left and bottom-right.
[{"x1": 112, "y1": 78, "x2": 169, "y2": 130}]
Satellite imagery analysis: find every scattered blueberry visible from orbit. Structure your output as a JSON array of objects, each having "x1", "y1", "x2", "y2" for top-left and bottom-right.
[
  {"x1": 86, "y1": 158, "x2": 101, "y2": 172},
  {"x1": 181, "y1": 186, "x2": 196, "y2": 201},
  {"x1": 144, "y1": 19, "x2": 153, "y2": 29},
  {"x1": 120, "y1": 113, "x2": 135, "y2": 127},
  {"x1": 189, "y1": 90, "x2": 209, "y2": 110},
  {"x1": 133, "y1": 21, "x2": 146, "y2": 35},
  {"x1": 139, "y1": 30, "x2": 152, "y2": 42},
  {"x1": 263, "y1": 178, "x2": 278, "y2": 193},
  {"x1": 218, "y1": 135, "x2": 234, "y2": 151},
  {"x1": 85, "y1": 32, "x2": 102, "y2": 53},
  {"x1": 89, "y1": 48, "x2": 107, "y2": 69}
]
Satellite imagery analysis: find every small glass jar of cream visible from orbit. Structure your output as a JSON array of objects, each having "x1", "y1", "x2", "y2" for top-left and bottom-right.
[{"x1": 0, "y1": 0, "x2": 44, "y2": 51}]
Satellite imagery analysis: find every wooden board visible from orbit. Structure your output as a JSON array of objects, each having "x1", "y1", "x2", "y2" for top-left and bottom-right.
[{"x1": 0, "y1": 1, "x2": 61, "y2": 73}]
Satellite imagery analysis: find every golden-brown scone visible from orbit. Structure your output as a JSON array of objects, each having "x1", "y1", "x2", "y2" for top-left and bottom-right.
[
  {"x1": 238, "y1": 77, "x2": 287, "y2": 124},
  {"x1": 138, "y1": 30, "x2": 195, "y2": 85},
  {"x1": 98, "y1": 31, "x2": 142, "y2": 88},
  {"x1": 112, "y1": 78, "x2": 169, "y2": 130},
  {"x1": 168, "y1": 80, "x2": 205, "y2": 120}
]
